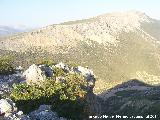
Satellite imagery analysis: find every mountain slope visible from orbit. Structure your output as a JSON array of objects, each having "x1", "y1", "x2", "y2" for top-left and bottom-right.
[
  {"x1": 0, "y1": 11, "x2": 160, "y2": 93},
  {"x1": 99, "y1": 79, "x2": 160, "y2": 116}
]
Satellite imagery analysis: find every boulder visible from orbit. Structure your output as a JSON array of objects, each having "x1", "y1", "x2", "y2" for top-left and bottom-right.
[
  {"x1": 15, "y1": 66, "x2": 23, "y2": 74},
  {"x1": 0, "y1": 82, "x2": 11, "y2": 97},
  {"x1": 0, "y1": 100, "x2": 66, "y2": 120},
  {"x1": 23, "y1": 64, "x2": 46, "y2": 85},
  {"x1": 0, "y1": 99, "x2": 29, "y2": 120},
  {"x1": 0, "y1": 74, "x2": 23, "y2": 85},
  {"x1": 39, "y1": 65, "x2": 53, "y2": 77},
  {"x1": 74, "y1": 66, "x2": 95, "y2": 90},
  {"x1": 0, "y1": 99, "x2": 13, "y2": 114},
  {"x1": 55, "y1": 62, "x2": 66, "y2": 69},
  {"x1": 44, "y1": 66, "x2": 53, "y2": 77},
  {"x1": 55, "y1": 62, "x2": 69, "y2": 71},
  {"x1": 76, "y1": 66, "x2": 94, "y2": 77},
  {"x1": 4, "y1": 111, "x2": 30, "y2": 120},
  {"x1": 29, "y1": 105, "x2": 66, "y2": 120}
]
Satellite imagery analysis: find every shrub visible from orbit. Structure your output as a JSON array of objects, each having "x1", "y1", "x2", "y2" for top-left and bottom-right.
[
  {"x1": 10, "y1": 73, "x2": 88, "y2": 119},
  {"x1": 53, "y1": 67, "x2": 66, "y2": 77},
  {"x1": 36, "y1": 58, "x2": 56, "y2": 66},
  {"x1": 65, "y1": 73, "x2": 87, "y2": 99},
  {"x1": 0, "y1": 56, "x2": 14, "y2": 75}
]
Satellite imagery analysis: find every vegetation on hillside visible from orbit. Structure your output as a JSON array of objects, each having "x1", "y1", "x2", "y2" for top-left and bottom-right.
[
  {"x1": 99, "y1": 79, "x2": 160, "y2": 116},
  {"x1": 1, "y1": 30, "x2": 160, "y2": 93},
  {"x1": 0, "y1": 56, "x2": 14, "y2": 75},
  {"x1": 36, "y1": 58, "x2": 56, "y2": 66}
]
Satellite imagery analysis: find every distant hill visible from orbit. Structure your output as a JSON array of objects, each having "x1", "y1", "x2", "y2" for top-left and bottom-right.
[
  {"x1": 0, "y1": 25, "x2": 31, "y2": 36},
  {"x1": 0, "y1": 10, "x2": 160, "y2": 93}
]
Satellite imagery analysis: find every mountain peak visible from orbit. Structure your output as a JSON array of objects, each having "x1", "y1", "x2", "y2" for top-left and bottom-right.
[
  {"x1": 98, "y1": 10, "x2": 149, "y2": 18},
  {"x1": 94, "y1": 10, "x2": 151, "y2": 32}
]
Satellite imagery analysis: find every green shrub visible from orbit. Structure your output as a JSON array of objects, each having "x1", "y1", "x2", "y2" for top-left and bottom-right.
[
  {"x1": 53, "y1": 67, "x2": 66, "y2": 77},
  {"x1": 0, "y1": 56, "x2": 14, "y2": 75},
  {"x1": 65, "y1": 73, "x2": 87, "y2": 99},
  {"x1": 36, "y1": 59, "x2": 56, "y2": 66},
  {"x1": 10, "y1": 73, "x2": 88, "y2": 119}
]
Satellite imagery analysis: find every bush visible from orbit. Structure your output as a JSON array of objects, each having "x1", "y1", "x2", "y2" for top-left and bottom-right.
[
  {"x1": 65, "y1": 73, "x2": 87, "y2": 99},
  {"x1": 53, "y1": 67, "x2": 66, "y2": 77},
  {"x1": 10, "y1": 73, "x2": 88, "y2": 119},
  {"x1": 0, "y1": 56, "x2": 14, "y2": 75},
  {"x1": 36, "y1": 58, "x2": 56, "y2": 66}
]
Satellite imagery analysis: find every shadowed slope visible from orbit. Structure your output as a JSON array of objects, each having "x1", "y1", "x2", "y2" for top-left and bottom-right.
[{"x1": 98, "y1": 79, "x2": 160, "y2": 116}]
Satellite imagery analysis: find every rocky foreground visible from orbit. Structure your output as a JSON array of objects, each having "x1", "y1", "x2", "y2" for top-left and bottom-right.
[
  {"x1": 0, "y1": 99, "x2": 66, "y2": 120},
  {"x1": 1, "y1": 61, "x2": 160, "y2": 119},
  {"x1": 0, "y1": 62, "x2": 97, "y2": 120}
]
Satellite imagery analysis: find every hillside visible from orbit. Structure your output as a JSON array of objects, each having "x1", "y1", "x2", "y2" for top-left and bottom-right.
[
  {"x1": 98, "y1": 79, "x2": 160, "y2": 118},
  {"x1": 0, "y1": 10, "x2": 160, "y2": 93}
]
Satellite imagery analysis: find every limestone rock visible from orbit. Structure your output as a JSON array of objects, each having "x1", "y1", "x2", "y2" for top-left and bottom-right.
[
  {"x1": 15, "y1": 66, "x2": 23, "y2": 74},
  {"x1": 4, "y1": 111, "x2": 30, "y2": 120},
  {"x1": 39, "y1": 65, "x2": 53, "y2": 77},
  {"x1": 76, "y1": 66, "x2": 94, "y2": 77},
  {"x1": 0, "y1": 99, "x2": 13, "y2": 114},
  {"x1": 55, "y1": 62, "x2": 69, "y2": 71},
  {"x1": 0, "y1": 99, "x2": 29, "y2": 120},
  {"x1": 75, "y1": 66, "x2": 95, "y2": 89},
  {"x1": 23, "y1": 64, "x2": 46, "y2": 85},
  {"x1": 29, "y1": 105, "x2": 66, "y2": 120}
]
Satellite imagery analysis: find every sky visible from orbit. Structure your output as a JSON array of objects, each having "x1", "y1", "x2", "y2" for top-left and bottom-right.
[{"x1": 0, "y1": 0, "x2": 159, "y2": 28}]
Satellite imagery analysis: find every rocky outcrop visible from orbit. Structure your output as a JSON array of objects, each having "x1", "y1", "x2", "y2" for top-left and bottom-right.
[
  {"x1": 0, "y1": 99, "x2": 66, "y2": 120},
  {"x1": 0, "y1": 62, "x2": 99, "y2": 119},
  {"x1": 0, "y1": 67, "x2": 24, "y2": 101},
  {"x1": 38, "y1": 65, "x2": 53, "y2": 77},
  {"x1": 0, "y1": 99, "x2": 28, "y2": 120},
  {"x1": 23, "y1": 63, "x2": 96, "y2": 89},
  {"x1": 55, "y1": 62, "x2": 67, "y2": 70},
  {"x1": 29, "y1": 105, "x2": 66, "y2": 120},
  {"x1": 0, "y1": 99, "x2": 16, "y2": 114},
  {"x1": 0, "y1": 74, "x2": 23, "y2": 86},
  {"x1": 74, "y1": 66, "x2": 95, "y2": 91},
  {"x1": 23, "y1": 64, "x2": 46, "y2": 85}
]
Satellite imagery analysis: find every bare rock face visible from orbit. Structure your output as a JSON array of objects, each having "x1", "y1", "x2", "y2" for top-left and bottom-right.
[
  {"x1": 23, "y1": 64, "x2": 46, "y2": 85},
  {"x1": 55, "y1": 62, "x2": 66, "y2": 69},
  {"x1": 38, "y1": 65, "x2": 53, "y2": 77},
  {"x1": 0, "y1": 99, "x2": 66, "y2": 120},
  {"x1": 74, "y1": 66, "x2": 95, "y2": 90},
  {"x1": 0, "y1": 99, "x2": 13, "y2": 114},
  {"x1": 29, "y1": 105, "x2": 66, "y2": 120},
  {"x1": 0, "y1": 99, "x2": 28, "y2": 120}
]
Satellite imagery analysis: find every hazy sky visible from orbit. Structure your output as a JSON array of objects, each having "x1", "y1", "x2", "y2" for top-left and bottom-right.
[{"x1": 0, "y1": 0, "x2": 159, "y2": 27}]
